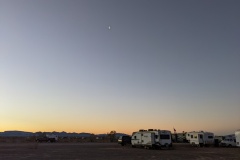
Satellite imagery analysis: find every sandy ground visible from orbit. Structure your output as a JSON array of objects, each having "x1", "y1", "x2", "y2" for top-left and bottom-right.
[{"x1": 0, "y1": 143, "x2": 239, "y2": 160}]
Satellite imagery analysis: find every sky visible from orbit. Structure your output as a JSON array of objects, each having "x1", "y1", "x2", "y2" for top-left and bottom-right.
[{"x1": 0, "y1": 0, "x2": 240, "y2": 135}]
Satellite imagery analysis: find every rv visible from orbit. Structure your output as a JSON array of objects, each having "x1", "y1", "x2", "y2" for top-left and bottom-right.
[
  {"x1": 219, "y1": 134, "x2": 236, "y2": 147},
  {"x1": 148, "y1": 129, "x2": 172, "y2": 148},
  {"x1": 186, "y1": 131, "x2": 195, "y2": 142},
  {"x1": 131, "y1": 131, "x2": 156, "y2": 149},
  {"x1": 235, "y1": 130, "x2": 240, "y2": 147},
  {"x1": 188, "y1": 131, "x2": 214, "y2": 147},
  {"x1": 131, "y1": 129, "x2": 172, "y2": 149}
]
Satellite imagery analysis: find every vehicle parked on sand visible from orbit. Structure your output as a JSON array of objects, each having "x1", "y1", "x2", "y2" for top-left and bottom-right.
[
  {"x1": 36, "y1": 134, "x2": 58, "y2": 143},
  {"x1": 131, "y1": 129, "x2": 172, "y2": 149},
  {"x1": 118, "y1": 135, "x2": 131, "y2": 146},
  {"x1": 188, "y1": 131, "x2": 214, "y2": 147},
  {"x1": 235, "y1": 130, "x2": 240, "y2": 147},
  {"x1": 219, "y1": 135, "x2": 236, "y2": 147}
]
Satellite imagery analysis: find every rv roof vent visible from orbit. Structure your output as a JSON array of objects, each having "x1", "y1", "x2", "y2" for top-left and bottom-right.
[
  {"x1": 148, "y1": 129, "x2": 153, "y2": 131},
  {"x1": 139, "y1": 129, "x2": 144, "y2": 132}
]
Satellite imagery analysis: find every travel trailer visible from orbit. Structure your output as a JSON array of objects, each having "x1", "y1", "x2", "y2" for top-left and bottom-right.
[
  {"x1": 188, "y1": 131, "x2": 214, "y2": 147},
  {"x1": 186, "y1": 131, "x2": 195, "y2": 142},
  {"x1": 131, "y1": 129, "x2": 172, "y2": 149},
  {"x1": 219, "y1": 134, "x2": 236, "y2": 147},
  {"x1": 131, "y1": 131, "x2": 156, "y2": 149},
  {"x1": 235, "y1": 130, "x2": 240, "y2": 147}
]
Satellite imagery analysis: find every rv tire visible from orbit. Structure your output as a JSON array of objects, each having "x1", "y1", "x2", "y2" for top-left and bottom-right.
[{"x1": 155, "y1": 143, "x2": 161, "y2": 150}]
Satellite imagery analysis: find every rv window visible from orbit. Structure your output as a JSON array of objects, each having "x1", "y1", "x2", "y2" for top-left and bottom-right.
[
  {"x1": 134, "y1": 136, "x2": 136, "y2": 139},
  {"x1": 194, "y1": 136, "x2": 197, "y2": 139},
  {"x1": 141, "y1": 134, "x2": 143, "y2": 136},
  {"x1": 191, "y1": 135, "x2": 193, "y2": 138},
  {"x1": 155, "y1": 135, "x2": 158, "y2": 139},
  {"x1": 199, "y1": 135, "x2": 203, "y2": 139},
  {"x1": 160, "y1": 134, "x2": 170, "y2": 139},
  {"x1": 234, "y1": 139, "x2": 236, "y2": 142},
  {"x1": 188, "y1": 134, "x2": 190, "y2": 136},
  {"x1": 208, "y1": 136, "x2": 213, "y2": 139}
]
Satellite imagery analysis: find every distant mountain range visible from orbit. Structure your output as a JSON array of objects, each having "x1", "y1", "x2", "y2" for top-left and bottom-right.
[{"x1": 0, "y1": 130, "x2": 128, "y2": 138}]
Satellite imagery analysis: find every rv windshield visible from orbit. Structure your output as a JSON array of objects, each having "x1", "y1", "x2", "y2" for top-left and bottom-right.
[{"x1": 160, "y1": 134, "x2": 170, "y2": 139}]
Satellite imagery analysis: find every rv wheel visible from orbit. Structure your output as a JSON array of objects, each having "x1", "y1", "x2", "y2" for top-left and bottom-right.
[{"x1": 155, "y1": 143, "x2": 161, "y2": 150}]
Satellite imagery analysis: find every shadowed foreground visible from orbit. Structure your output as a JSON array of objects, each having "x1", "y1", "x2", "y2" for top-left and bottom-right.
[{"x1": 0, "y1": 143, "x2": 239, "y2": 160}]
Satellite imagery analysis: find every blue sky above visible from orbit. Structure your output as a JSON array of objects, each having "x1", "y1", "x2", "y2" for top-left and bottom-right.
[{"x1": 0, "y1": 0, "x2": 240, "y2": 134}]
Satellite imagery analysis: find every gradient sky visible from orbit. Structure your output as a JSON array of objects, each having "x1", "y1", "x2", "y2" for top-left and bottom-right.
[{"x1": 0, "y1": 0, "x2": 240, "y2": 135}]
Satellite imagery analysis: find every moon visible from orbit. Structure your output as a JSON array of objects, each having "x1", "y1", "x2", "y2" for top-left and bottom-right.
[{"x1": 108, "y1": 26, "x2": 111, "y2": 30}]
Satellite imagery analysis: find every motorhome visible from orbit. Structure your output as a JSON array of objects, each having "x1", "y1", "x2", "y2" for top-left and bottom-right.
[
  {"x1": 235, "y1": 130, "x2": 240, "y2": 147},
  {"x1": 188, "y1": 131, "x2": 214, "y2": 147},
  {"x1": 131, "y1": 129, "x2": 172, "y2": 149},
  {"x1": 219, "y1": 134, "x2": 236, "y2": 147}
]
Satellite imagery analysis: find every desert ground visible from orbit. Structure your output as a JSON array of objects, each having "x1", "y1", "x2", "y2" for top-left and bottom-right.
[{"x1": 0, "y1": 143, "x2": 239, "y2": 160}]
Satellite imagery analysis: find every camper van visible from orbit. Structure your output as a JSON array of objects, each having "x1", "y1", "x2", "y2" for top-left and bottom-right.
[
  {"x1": 131, "y1": 129, "x2": 172, "y2": 149},
  {"x1": 235, "y1": 130, "x2": 240, "y2": 147},
  {"x1": 188, "y1": 131, "x2": 214, "y2": 147}
]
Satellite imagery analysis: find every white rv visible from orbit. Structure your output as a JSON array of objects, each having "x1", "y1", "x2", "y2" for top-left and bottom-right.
[
  {"x1": 186, "y1": 131, "x2": 195, "y2": 142},
  {"x1": 131, "y1": 129, "x2": 172, "y2": 149},
  {"x1": 188, "y1": 131, "x2": 214, "y2": 147},
  {"x1": 148, "y1": 129, "x2": 172, "y2": 148},
  {"x1": 131, "y1": 131, "x2": 156, "y2": 148},
  {"x1": 46, "y1": 134, "x2": 58, "y2": 141},
  {"x1": 235, "y1": 130, "x2": 240, "y2": 147}
]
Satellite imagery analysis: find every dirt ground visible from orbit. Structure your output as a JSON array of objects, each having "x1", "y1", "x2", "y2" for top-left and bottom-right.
[{"x1": 0, "y1": 143, "x2": 239, "y2": 160}]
